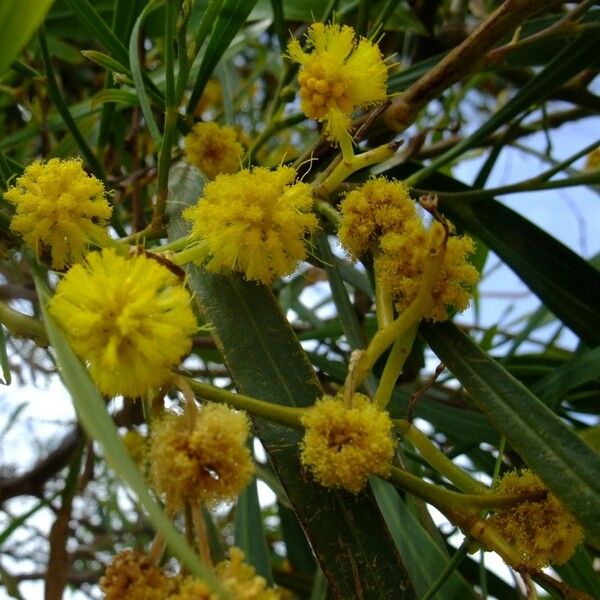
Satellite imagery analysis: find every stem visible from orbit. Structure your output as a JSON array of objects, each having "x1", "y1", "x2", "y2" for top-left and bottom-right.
[
  {"x1": 373, "y1": 325, "x2": 418, "y2": 408},
  {"x1": 169, "y1": 240, "x2": 210, "y2": 266},
  {"x1": 0, "y1": 301, "x2": 48, "y2": 344},
  {"x1": 394, "y1": 419, "x2": 487, "y2": 494},
  {"x1": 186, "y1": 378, "x2": 304, "y2": 428},
  {"x1": 190, "y1": 502, "x2": 213, "y2": 568},
  {"x1": 374, "y1": 258, "x2": 394, "y2": 329},
  {"x1": 420, "y1": 538, "x2": 471, "y2": 600},
  {"x1": 315, "y1": 142, "x2": 400, "y2": 195},
  {"x1": 314, "y1": 200, "x2": 341, "y2": 228}
]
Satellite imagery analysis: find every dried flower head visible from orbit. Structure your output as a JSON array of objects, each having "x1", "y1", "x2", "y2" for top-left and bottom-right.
[
  {"x1": 184, "y1": 122, "x2": 244, "y2": 180},
  {"x1": 338, "y1": 178, "x2": 418, "y2": 258},
  {"x1": 100, "y1": 549, "x2": 174, "y2": 600},
  {"x1": 183, "y1": 166, "x2": 317, "y2": 284},
  {"x1": 4, "y1": 158, "x2": 112, "y2": 269},
  {"x1": 150, "y1": 403, "x2": 255, "y2": 507},
  {"x1": 488, "y1": 470, "x2": 583, "y2": 569},
  {"x1": 48, "y1": 249, "x2": 196, "y2": 398},
  {"x1": 288, "y1": 23, "x2": 387, "y2": 143},
  {"x1": 300, "y1": 393, "x2": 395, "y2": 493},
  {"x1": 376, "y1": 221, "x2": 479, "y2": 321}
]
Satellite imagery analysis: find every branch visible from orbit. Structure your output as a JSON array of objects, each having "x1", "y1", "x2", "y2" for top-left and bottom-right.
[{"x1": 384, "y1": 0, "x2": 560, "y2": 132}]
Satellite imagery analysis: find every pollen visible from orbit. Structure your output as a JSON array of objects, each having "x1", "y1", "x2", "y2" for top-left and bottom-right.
[
  {"x1": 149, "y1": 403, "x2": 255, "y2": 507},
  {"x1": 288, "y1": 23, "x2": 387, "y2": 143},
  {"x1": 48, "y1": 249, "x2": 197, "y2": 398},
  {"x1": 100, "y1": 549, "x2": 174, "y2": 600},
  {"x1": 377, "y1": 221, "x2": 479, "y2": 321},
  {"x1": 4, "y1": 158, "x2": 112, "y2": 269},
  {"x1": 183, "y1": 166, "x2": 317, "y2": 284},
  {"x1": 184, "y1": 122, "x2": 244, "y2": 180},
  {"x1": 300, "y1": 393, "x2": 395, "y2": 493},
  {"x1": 338, "y1": 178, "x2": 418, "y2": 258},
  {"x1": 488, "y1": 469, "x2": 583, "y2": 569}
]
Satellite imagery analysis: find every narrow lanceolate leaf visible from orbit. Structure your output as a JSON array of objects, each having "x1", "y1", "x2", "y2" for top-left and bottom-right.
[
  {"x1": 0, "y1": 0, "x2": 55, "y2": 75},
  {"x1": 31, "y1": 268, "x2": 228, "y2": 598},
  {"x1": 167, "y1": 164, "x2": 414, "y2": 599},
  {"x1": 422, "y1": 321, "x2": 600, "y2": 547}
]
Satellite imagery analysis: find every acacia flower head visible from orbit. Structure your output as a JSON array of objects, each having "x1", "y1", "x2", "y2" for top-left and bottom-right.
[
  {"x1": 193, "y1": 79, "x2": 222, "y2": 117},
  {"x1": 300, "y1": 393, "x2": 395, "y2": 493},
  {"x1": 184, "y1": 122, "x2": 244, "y2": 180},
  {"x1": 288, "y1": 23, "x2": 388, "y2": 144},
  {"x1": 376, "y1": 221, "x2": 479, "y2": 321},
  {"x1": 4, "y1": 158, "x2": 112, "y2": 269},
  {"x1": 48, "y1": 249, "x2": 196, "y2": 398},
  {"x1": 150, "y1": 403, "x2": 255, "y2": 507},
  {"x1": 183, "y1": 166, "x2": 317, "y2": 284},
  {"x1": 100, "y1": 549, "x2": 174, "y2": 600},
  {"x1": 338, "y1": 178, "x2": 418, "y2": 258},
  {"x1": 488, "y1": 470, "x2": 583, "y2": 569}
]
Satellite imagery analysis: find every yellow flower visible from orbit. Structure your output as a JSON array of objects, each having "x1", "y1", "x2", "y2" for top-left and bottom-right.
[
  {"x1": 193, "y1": 79, "x2": 222, "y2": 117},
  {"x1": 300, "y1": 393, "x2": 395, "y2": 493},
  {"x1": 288, "y1": 23, "x2": 387, "y2": 143},
  {"x1": 122, "y1": 429, "x2": 147, "y2": 467},
  {"x1": 150, "y1": 403, "x2": 255, "y2": 507},
  {"x1": 216, "y1": 547, "x2": 281, "y2": 600},
  {"x1": 375, "y1": 220, "x2": 479, "y2": 321},
  {"x1": 184, "y1": 122, "x2": 244, "y2": 180},
  {"x1": 100, "y1": 549, "x2": 175, "y2": 600},
  {"x1": 338, "y1": 178, "x2": 418, "y2": 258},
  {"x1": 183, "y1": 166, "x2": 317, "y2": 284},
  {"x1": 4, "y1": 158, "x2": 112, "y2": 269},
  {"x1": 488, "y1": 470, "x2": 583, "y2": 569},
  {"x1": 48, "y1": 249, "x2": 196, "y2": 398},
  {"x1": 169, "y1": 578, "x2": 215, "y2": 600}
]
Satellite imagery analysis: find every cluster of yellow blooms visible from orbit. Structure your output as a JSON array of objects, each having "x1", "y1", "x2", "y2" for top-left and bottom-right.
[
  {"x1": 101, "y1": 547, "x2": 280, "y2": 600},
  {"x1": 184, "y1": 122, "x2": 244, "y2": 180},
  {"x1": 488, "y1": 470, "x2": 583, "y2": 569},
  {"x1": 183, "y1": 166, "x2": 318, "y2": 284},
  {"x1": 288, "y1": 23, "x2": 388, "y2": 144},
  {"x1": 4, "y1": 158, "x2": 112, "y2": 269},
  {"x1": 150, "y1": 402, "x2": 255, "y2": 507},
  {"x1": 339, "y1": 178, "x2": 479, "y2": 321},
  {"x1": 300, "y1": 393, "x2": 395, "y2": 493}
]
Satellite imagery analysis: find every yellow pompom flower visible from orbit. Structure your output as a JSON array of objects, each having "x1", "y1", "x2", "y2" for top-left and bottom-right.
[
  {"x1": 300, "y1": 393, "x2": 395, "y2": 493},
  {"x1": 215, "y1": 547, "x2": 281, "y2": 600},
  {"x1": 4, "y1": 158, "x2": 112, "y2": 269},
  {"x1": 377, "y1": 222, "x2": 479, "y2": 321},
  {"x1": 193, "y1": 79, "x2": 222, "y2": 117},
  {"x1": 150, "y1": 403, "x2": 255, "y2": 507},
  {"x1": 184, "y1": 122, "x2": 244, "y2": 180},
  {"x1": 338, "y1": 178, "x2": 418, "y2": 258},
  {"x1": 488, "y1": 470, "x2": 583, "y2": 569},
  {"x1": 100, "y1": 549, "x2": 175, "y2": 600},
  {"x1": 288, "y1": 23, "x2": 387, "y2": 143},
  {"x1": 48, "y1": 249, "x2": 197, "y2": 398},
  {"x1": 122, "y1": 429, "x2": 147, "y2": 467},
  {"x1": 183, "y1": 166, "x2": 317, "y2": 284}
]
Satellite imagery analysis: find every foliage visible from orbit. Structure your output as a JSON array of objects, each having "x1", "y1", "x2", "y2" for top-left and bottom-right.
[{"x1": 0, "y1": 1, "x2": 599, "y2": 599}]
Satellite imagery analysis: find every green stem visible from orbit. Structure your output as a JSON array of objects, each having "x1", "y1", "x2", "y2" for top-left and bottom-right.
[
  {"x1": 186, "y1": 378, "x2": 305, "y2": 428},
  {"x1": 374, "y1": 262, "x2": 394, "y2": 329},
  {"x1": 420, "y1": 538, "x2": 471, "y2": 600},
  {"x1": 314, "y1": 200, "x2": 341, "y2": 229},
  {"x1": 374, "y1": 325, "x2": 418, "y2": 408},
  {"x1": 0, "y1": 301, "x2": 48, "y2": 345},
  {"x1": 394, "y1": 419, "x2": 487, "y2": 494},
  {"x1": 170, "y1": 240, "x2": 210, "y2": 266},
  {"x1": 38, "y1": 30, "x2": 105, "y2": 181}
]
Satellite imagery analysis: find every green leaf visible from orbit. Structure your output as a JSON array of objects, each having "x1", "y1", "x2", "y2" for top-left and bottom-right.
[
  {"x1": 0, "y1": 325, "x2": 11, "y2": 385},
  {"x1": 234, "y1": 477, "x2": 274, "y2": 584},
  {"x1": 167, "y1": 164, "x2": 415, "y2": 599},
  {"x1": 422, "y1": 321, "x2": 600, "y2": 547},
  {"x1": 371, "y1": 478, "x2": 476, "y2": 600},
  {"x1": 554, "y1": 546, "x2": 600, "y2": 598},
  {"x1": 0, "y1": 0, "x2": 55, "y2": 75},
  {"x1": 91, "y1": 89, "x2": 139, "y2": 108},
  {"x1": 187, "y1": 0, "x2": 260, "y2": 111},
  {"x1": 32, "y1": 266, "x2": 228, "y2": 598}
]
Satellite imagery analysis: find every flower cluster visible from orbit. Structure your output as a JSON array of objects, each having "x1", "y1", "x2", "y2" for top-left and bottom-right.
[
  {"x1": 150, "y1": 402, "x2": 254, "y2": 507},
  {"x1": 184, "y1": 122, "x2": 244, "y2": 180},
  {"x1": 338, "y1": 177, "x2": 479, "y2": 321},
  {"x1": 183, "y1": 166, "x2": 317, "y2": 284},
  {"x1": 300, "y1": 392, "x2": 395, "y2": 493},
  {"x1": 101, "y1": 547, "x2": 280, "y2": 599},
  {"x1": 488, "y1": 470, "x2": 583, "y2": 569},
  {"x1": 288, "y1": 23, "x2": 387, "y2": 144},
  {"x1": 48, "y1": 249, "x2": 197, "y2": 398},
  {"x1": 4, "y1": 158, "x2": 112, "y2": 269}
]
